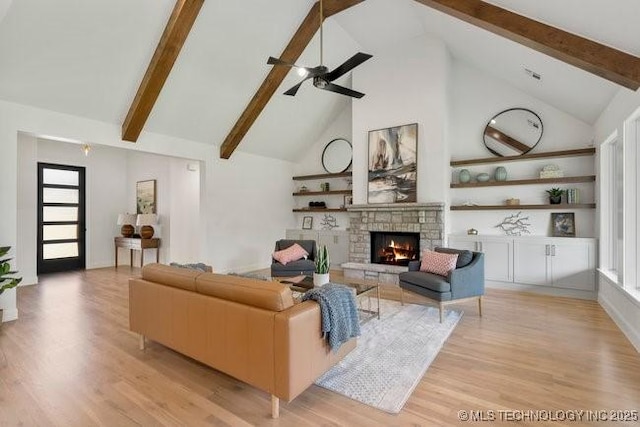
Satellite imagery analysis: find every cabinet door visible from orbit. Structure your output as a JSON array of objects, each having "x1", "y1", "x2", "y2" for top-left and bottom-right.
[
  {"x1": 513, "y1": 241, "x2": 549, "y2": 285},
  {"x1": 318, "y1": 231, "x2": 349, "y2": 267},
  {"x1": 550, "y1": 242, "x2": 595, "y2": 291},
  {"x1": 480, "y1": 238, "x2": 513, "y2": 282},
  {"x1": 447, "y1": 238, "x2": 479, "y2": 252}
]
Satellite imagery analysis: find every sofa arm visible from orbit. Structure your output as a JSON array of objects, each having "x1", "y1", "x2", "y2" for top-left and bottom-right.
[
  {"x1": 408, "y1": 260, "x2": 421, "y2": 271},
  {"x1": 449, "y1": 252, "x2": 485, "y2": 299},
  {"x1": 273, "y1": 301, "x2": 355, "y2": 402}
]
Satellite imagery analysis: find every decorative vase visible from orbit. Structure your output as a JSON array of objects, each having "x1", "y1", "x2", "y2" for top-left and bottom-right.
[
  {"x1": 459, "y1": 169, "x2": 471, "y2": 183},
  {"x1": 494, "y1": 166, "x2": 507, "y2": 181},
  {"x1": 549, "y1": 195, "x2": 562, "y2": 204},
  {"x1": 313, "y1": 272, "x2": 330, "y2": 287}
]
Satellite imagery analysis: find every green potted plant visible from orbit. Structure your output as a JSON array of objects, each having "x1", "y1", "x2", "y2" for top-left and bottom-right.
[
  {"x1": 0, "y1": 246, "x2": 22, "y2": 323},
  {"x1": 546, "y1": 188, "x2": 564, "y2": 204},
  {"x1": 313, "y1": 245, "x2": 330, "y2": 287}
]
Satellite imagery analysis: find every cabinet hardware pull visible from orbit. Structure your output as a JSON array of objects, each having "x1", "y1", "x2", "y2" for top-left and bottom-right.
[
  {"x1": 545, "y1": 244, "x2": 550, "y2": 256},
  {"x1": 551, "y1": 245, "x2": 556, "y2": 256}
]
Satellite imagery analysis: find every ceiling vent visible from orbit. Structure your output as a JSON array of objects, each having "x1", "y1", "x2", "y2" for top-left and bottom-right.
[{"x1": 524, "y1": 68, "x2": 542, "y2": 81}]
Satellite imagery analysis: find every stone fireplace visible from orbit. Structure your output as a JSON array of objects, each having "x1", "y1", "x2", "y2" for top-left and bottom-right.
[{"x1": 342, "y1": 203, "x2": 445, "y2": 284}]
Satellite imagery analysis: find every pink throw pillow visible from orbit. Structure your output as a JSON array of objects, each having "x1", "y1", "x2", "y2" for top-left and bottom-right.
[
  {"x1": 420, "y1": 250, "x2": 459, "y2": 277},
  {"x1": 273, "y1": 243, "x2": 309, "y2": 265}
]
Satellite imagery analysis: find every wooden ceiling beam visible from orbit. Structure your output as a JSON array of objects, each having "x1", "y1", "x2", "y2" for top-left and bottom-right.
[
  {"x1": 122, "y1": 0, "x2": 205, "y2": 142},
  {"x1": 413, "y1": 0, "x2": 640, "y2": 90},
  {"x1": 219, "y1": 0, "x2": 364, "y2": 159}
]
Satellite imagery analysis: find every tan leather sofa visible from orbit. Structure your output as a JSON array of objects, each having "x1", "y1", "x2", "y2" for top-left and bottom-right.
[{"x1": 129, "y1": 264, "x2": 356, "y2": 418}]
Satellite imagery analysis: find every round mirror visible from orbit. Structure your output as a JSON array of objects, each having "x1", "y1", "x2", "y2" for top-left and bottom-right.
[
  {"x1": 483, "y1": 108, "x2": 543, "y2": 157},
  {"x1": 322, "y1": 138, "x2": 352, "y2": 173}
]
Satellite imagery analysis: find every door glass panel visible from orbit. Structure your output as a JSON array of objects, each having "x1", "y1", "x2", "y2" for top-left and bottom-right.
[
  {"x1": 43, "y1": 206, "x2": 78, "y2": 222},
  {"x1": 43, "y1": 188, "x2": 79, "y2": 204},
  {"x1": 43, "y1": 168, "x2": 79, "y2": 186},
  {"x1": 43, "y1": 225, "x2": 78, "y2": 241},
  {"x1": 43, "y1": 242, "x2": 78, "y2": 259}
]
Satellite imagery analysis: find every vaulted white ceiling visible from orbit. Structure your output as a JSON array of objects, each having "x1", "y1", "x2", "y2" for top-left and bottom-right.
[{"x1": 0, "y1": 0, "x2": 637, "y2": 161}]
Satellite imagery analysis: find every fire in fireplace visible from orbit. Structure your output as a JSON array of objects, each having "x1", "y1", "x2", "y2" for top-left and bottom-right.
[{"x1": 370, "y1": 232, "x2": 419, "y2": 266}]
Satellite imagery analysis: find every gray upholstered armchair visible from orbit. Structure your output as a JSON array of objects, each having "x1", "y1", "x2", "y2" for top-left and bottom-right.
[
  {"x1": 270, "y1": 239, "x2": 317, "y2": 277},
  {"x1": 398, "y1": 247, "x2": 484, "y2": 322}
]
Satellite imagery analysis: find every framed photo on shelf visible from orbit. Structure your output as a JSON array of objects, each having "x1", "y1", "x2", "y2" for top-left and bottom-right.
[
  {"x1": 344, "y1": 195, "x2": 353, "y2": 207},
  {"x1": 551, "y1": 212, "x2": 575, "y2": 237},
  {"x1": 302, "y1": 216, "x2": 313, "y2": 230}
]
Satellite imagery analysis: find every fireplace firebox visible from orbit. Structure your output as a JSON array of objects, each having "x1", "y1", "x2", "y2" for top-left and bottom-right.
[{"x1": 370, "y1": 232, "x2": 420, "y2": 266}]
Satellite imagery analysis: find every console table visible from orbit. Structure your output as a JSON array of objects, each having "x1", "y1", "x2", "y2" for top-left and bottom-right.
[{"x1": 114, "y1": 237, "x2": 160, "y2": 268}]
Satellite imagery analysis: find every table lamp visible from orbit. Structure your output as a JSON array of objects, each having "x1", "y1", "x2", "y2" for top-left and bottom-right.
[
  {"x1": 136, "y1": 214, "x2": 158, "y2": 239},
  {"x1": 117, "y1": 213, "x2": 137, "y2": 237}
]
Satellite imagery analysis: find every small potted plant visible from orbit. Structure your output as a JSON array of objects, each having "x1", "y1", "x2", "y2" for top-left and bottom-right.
[
  {"x1": 0, "y1": 246, "x2": 22, "y2": 324},
  {"x1": 313, "y1": 245, "x2": 330, "y2": 287},
  {"x1": 546, "y1": 188, "x2": 564, "y2": 204}
]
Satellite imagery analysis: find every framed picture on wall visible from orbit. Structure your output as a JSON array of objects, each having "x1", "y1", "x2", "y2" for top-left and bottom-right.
[
  {"x1": 368, "y1": 123, "x2": 417, "y2": 204},
  {"x1": 302, "y1": 216, "x2": 313, "y2": 230},
  {"x1": 136, "y1": 180, "x2": 156, "y2": 214},
  {"x1": 551, "y1": 212, "x2": 575, "y2": 237}
]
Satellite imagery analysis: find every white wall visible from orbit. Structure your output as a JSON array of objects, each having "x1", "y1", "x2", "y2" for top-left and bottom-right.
[
  {"x1": 594, "y1": 87, "x2": 640, "y2": 351},
  {"x1": 169, "y1": 158, "x2": 201, "y2": 264},
  {"x1": 449, "y1": 60, "x2": 596, "y2": 237},
  {"x1": 1, "y1": 98, "x2": 293, "y2": 321},
  {"x1": 352, "y1": 35, "x2": 451, "y2": 205},
  {"x1": 16, "y1": 133, "x2": 38, "y2": 286},
  {"x1": 206, "y1": 152, "x2": 294, "y2": 273}
]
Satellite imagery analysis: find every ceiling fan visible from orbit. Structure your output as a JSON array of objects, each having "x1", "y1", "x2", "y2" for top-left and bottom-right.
[{"x1": 267, "y1": 0, "x2": 372, "y2": 98}]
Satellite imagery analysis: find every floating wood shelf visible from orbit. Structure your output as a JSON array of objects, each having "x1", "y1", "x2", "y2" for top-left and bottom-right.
[
  {"x1": 293, "y1": 190, "x2": 352, "y2": 196},
  {"x1": 451, "y1": 175, "x2": 596, "y2": 188},
  {"x1": 450, "y1": 203, "x2": 596, "y2": 211},
  {"x1": 450, "y1": 148, "x2": 595, "y2": 167},
  {"x1": 293, "y1": 172, "x2": 352, "y2": 180},
  {"x1": 293, "y1": 208, "x2": 347, "y2": 213}
]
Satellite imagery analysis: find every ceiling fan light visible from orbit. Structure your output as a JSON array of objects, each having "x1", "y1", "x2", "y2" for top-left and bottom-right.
[{"x1": 297, "y1": 67, "x2": 308, "y2": 77}]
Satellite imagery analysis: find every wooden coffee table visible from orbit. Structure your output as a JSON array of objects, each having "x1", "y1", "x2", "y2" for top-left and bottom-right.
[{"x1": 276, "y1": 275, "x2": 381, "y2": 321}]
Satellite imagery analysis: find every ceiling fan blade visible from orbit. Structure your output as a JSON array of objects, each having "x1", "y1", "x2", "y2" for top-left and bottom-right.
[
  {"x1": 321, "y1": 82, "x2": 365, "y2": 99},
  {"x1": 284, "y1": 81, "x2": 305, "y2": 96},
  {"x1": 325, "y1": 52, "x2": 373, "y2": 81}
]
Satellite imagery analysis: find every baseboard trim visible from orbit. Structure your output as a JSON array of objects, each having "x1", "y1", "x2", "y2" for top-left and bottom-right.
[
  {"x1": 599, "y1": 293, "x2": 640, "y2": 352},
  {"x1": 486, "y1": 281, "x2": 597, "y2": 300},
  {"x1": 20, "y1": 276, "x2": 38, "y2": 286}
]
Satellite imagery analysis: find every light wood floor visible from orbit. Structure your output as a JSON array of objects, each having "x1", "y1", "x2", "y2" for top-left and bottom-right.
[{"x1": 1, "y1": 267, "x2": 639, "y2": 426}]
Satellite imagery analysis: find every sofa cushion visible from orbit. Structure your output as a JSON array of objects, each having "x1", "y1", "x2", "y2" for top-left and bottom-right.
[
  {"x1": 419, "y1": 250, "x2": 458, "y2": 277},
  {"x1": 142, "y1": 263, "x2": 203, "y2": 291},
  {"x1": 273, "y1": 243, "x2": 308, "y2": 265},
  {"x1": 435, "y1": 247, "x2": 474, "y2": 268},
  {"x1": 399, "y1": 271, "x2": 451, "y2": 293},
  {"x1": 196, "y1": 273, "x2": 294, "y2": 312}
]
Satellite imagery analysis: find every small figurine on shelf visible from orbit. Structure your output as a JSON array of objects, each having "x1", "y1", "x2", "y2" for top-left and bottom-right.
[{"x1": 299, "y1": 185, "x2": 308, "y2": 193}]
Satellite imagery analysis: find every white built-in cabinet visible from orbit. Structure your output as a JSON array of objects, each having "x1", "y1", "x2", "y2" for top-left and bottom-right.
[
  {"x1": 449, "y1": 236, "x2": 513, "y2": 282},
  {"x1": 448, "y1": 235, "x2": 596, "y2": 293},
  {"x1": 513, "y1": 238, "x2": 596, "y2": 290},
  {"x1": 285, "y1": 229, "x2": 349, "y2": 267}
]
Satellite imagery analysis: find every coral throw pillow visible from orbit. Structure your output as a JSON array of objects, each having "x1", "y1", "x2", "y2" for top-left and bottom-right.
[
  {"x1": 420, "y1": 250, "x2": 459, "y2": 277},
  {"x1": 273, "y1": 243, "x2": 309, "y2": 265}
]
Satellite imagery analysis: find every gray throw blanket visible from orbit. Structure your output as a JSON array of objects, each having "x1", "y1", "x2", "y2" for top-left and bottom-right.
[{"x1": 301, "y1": 283, "x2": 361, "y2": 352}]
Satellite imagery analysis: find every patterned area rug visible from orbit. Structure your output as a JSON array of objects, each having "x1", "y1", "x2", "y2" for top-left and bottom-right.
[{"x1": 315, "y1": 299, "x2": 463, "y2": 414}]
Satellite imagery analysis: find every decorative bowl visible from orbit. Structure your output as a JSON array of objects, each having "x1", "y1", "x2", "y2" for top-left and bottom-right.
[{"x1": 476, "y1": 173, "x2": 490, "y2": 182}]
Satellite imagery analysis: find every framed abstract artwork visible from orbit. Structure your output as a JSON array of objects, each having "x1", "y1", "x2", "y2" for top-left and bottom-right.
[
  {"x1": 136, "y1": 180, "x2": 156, "y2": 214},
  {"x1": 368, "y1": 123, "x2": 417, "y2": 203},
  {"x1": 551, "y1": 212, "x2": 575, "y2": 237}
]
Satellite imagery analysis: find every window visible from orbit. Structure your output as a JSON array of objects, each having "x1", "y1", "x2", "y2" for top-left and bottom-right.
[{"x1": 599, "y1": 131, "x2": 623, "y2": 282}]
